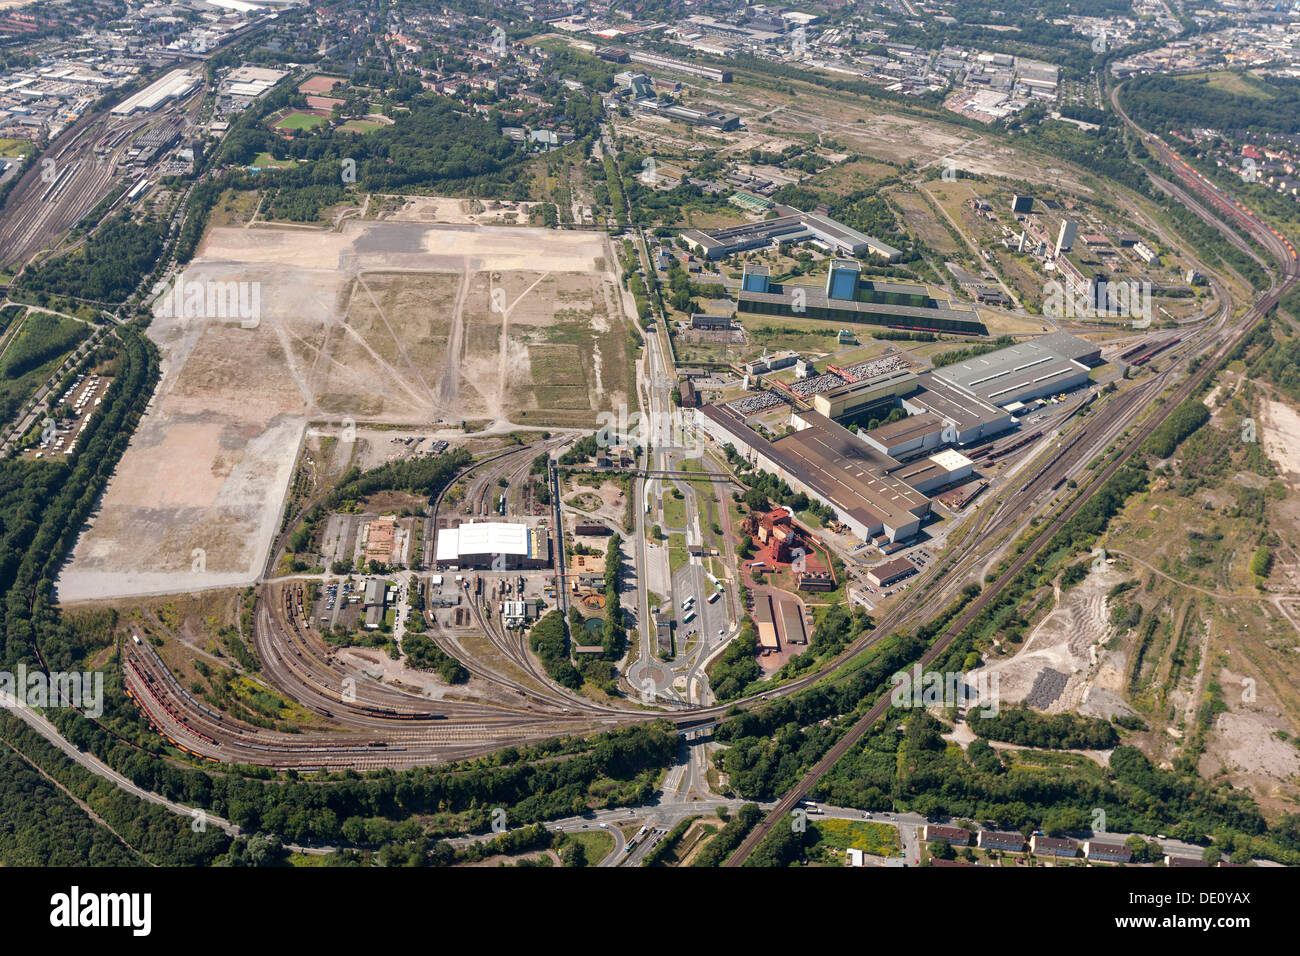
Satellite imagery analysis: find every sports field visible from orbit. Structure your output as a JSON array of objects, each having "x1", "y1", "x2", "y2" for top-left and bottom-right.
[{"x1": 274, "y1": 111, "x2": 327, "y2": 131}]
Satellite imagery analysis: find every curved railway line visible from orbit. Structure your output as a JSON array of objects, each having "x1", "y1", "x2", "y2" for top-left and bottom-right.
[
  {"x1": 95, "y1": 81, "x2": 1300, "y2": 815},
  {"x1": 118, "y1": 313, "x2": 1239, "y2": 769}
]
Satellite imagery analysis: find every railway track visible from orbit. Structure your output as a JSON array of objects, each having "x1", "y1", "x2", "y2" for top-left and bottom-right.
[
  {"x1": 118, "y1": 435, "x2": 638, "y2": 768},
  {"x1": 722, "y1": 116, "x2": 1300, "y2": 866},
  {"x1": 94, "y1": 84, "x2": 1300, "y2": 778}
]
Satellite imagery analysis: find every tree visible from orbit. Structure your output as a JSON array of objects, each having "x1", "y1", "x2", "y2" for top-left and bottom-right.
[{"x1": 563, "y1": 839, "x2": 587, "y2": 867}]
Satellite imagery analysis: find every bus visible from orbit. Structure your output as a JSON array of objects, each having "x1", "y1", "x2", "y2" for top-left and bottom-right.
[
  {"x1": 681, "y1": 596, "x2": 695, "y2": 610},
  {"x1": 682, "y1": 609, "x2": 697, "y2": 624},
  {"x1": 707, "y1": 591, "x2": 720, "y2": 604}
]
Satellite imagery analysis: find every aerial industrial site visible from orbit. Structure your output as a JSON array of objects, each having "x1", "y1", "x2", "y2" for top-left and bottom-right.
[{"x1": 0, "y1": 0, "x2": 1296, "y2": 917}]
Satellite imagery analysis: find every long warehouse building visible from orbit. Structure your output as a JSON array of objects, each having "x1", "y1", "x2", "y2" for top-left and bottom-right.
[
  {"x1": 736, "y1": 259, "x2": 988, "y2": 336},
  {"x1": 695, "y1": 405, "x2": 972, "y2": 542},
  {"x1": 681, "y1": 208, "x2": 902, "y2": 262},
  {"x1": 932, "y1": 331, "x2": 1100, "y2": 407},
  {"x1": 111, "y1": 69, "x2": 199, "y2": 115}
]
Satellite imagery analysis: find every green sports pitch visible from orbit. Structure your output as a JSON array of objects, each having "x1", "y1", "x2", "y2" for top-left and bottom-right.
[{"x1": 273, "y1": 111, "x2": 327, "y2": 131}]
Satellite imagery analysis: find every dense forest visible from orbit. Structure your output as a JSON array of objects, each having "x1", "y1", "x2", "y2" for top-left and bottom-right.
[
  {"x1": 401, "y1": 632, "x2": 469, "y2": 683},
  {"x1": 1248, "y1": 323, "x2": 1300, "y2": 401},
  {"x1": 16, "y1": 213, "x2": 165, "y2": 305},
  {"x1": 0, "y1": 740, "x2": 144, "y2": 866},
  {"x1": 0, "y1": 326, "x2": 159, "y2": 674},
  {"x1": 967, "y1": 705, "x2": 1119, "y2": 750},
  {"x1": 0, "y1": 312, "x2": 90, "y2": 380},
  {"x1": 215, "y1": 77, "x2": 602, "y2": 221},
  {"x1": 815, "y1": 711, "x2": 1284, "y2": 860},
  {"x1": 713, "y1": 588, "x2": 979, "y2": 799},
  {"x1": 1122, "y1": 74, "x2": 1300, "y2": 139},
  {"x1": 530, "y1": 609, "x2": 582, "y2": 689}
]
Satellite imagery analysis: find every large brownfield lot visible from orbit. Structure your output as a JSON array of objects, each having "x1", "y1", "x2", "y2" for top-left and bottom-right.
[{"x1": 57, "y1": 221, "x2": 632, "y2": 602}]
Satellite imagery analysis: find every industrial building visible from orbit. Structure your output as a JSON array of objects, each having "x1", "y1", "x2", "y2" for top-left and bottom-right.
[
  {"x1": 690, "y1": 313, "x2": 734, "y2": 331},
  {"x1": 501, "y1": 600, "x2": 538, "y2": 628},
  {"x1": 434, "y1": 522, "x2": 551, "y2": 569},
  {"x1": 809, "y1": 366, "x2": 1012, "y2": 447},
  {"x1": 693, "y1": 331, "x2": 1096, "y2": 545},
  {"x1": 632, "y1": 99, "x2": 739, "y2": 130},
  {"x1": 751, "y1": 592, "x2": 780, "y2": 652},
  {"x1": 625, "y1": 49, "x2": 732, "y2": 82},
  {"x1": 222, "y1": 65, "x2": 288, "y2": 99},
  {"x1": 736, "y1": 260, "x2": 987, "y2": 336},
  {"x1": 1055, "y1": 220, "x2": 1077, "y2": 256},
  {"x1": 363, "y1": 578, "x2": 387, "y2": 630},
  {"x1": 697, "y1": 405, "x2": 945, "y2": 543},
  {"x1": 681, "y1": 207, "x2": 902, "y2": 262},
  {"x1": 903, "y1": 372, "x2": 1014, "y2": 444},
  {"x1": 1054, "y1": 253, "x2": 1108, "y2": 309},
  {"x1": 931, "y1": 331, "x2": 1099, "y2": 408},
  {"x1": 867, "y1": 556, "x2": 917, "y2": 588},
  {"x1": 860, "y1": 411, "x2": 948, "y2": 458},
  {"x1": 892, "y1": 448, "x2": 974, "y2": 495},
  {"x1": 811, "y1": 367, "x2": 918, "y2": 419},
  {"x1": 111, "y1": 70, "x2": 199, "y2": 115}
]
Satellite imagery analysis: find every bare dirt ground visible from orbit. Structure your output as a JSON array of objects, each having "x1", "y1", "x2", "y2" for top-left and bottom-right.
[
  {"x1": 979, "y1": 564, "x2": 1135, "y2": 718},
  {"x1": 699, "y1": 86, "x2": 1094, "y2": 195},
  {"x1": 339, "y1": 646, "x2": 474, "y2": 701},
  {"x1": 58, "y1": 221, "x2": 630, "y2": 602},
  {"x1": 1258, "y1": 397, "x2": 1300, "y2": 485},
  {"x1": 562, "y1": 478, "x2": 628, "y2": 527},
  {"x1": 1202, "y1": 664, "x2": 1300, "y2": 810},
  {"x1": 376, "y1": 195, "x2": 545, "y2": 226}
]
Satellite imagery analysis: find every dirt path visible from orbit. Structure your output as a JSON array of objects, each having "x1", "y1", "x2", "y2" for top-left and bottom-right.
[
  {"x1": 496, "y1": 270, "x2": 551, "y2": 413},
  {"x1": 358, "y1": 272, "x2": 437, "y2": 404},
  {"x1": 1107, "y1": 549, "x2": 1271, "y2": 601},
  {"x1": 437, "y1": 260, "x2": 471, "y2": 413}
]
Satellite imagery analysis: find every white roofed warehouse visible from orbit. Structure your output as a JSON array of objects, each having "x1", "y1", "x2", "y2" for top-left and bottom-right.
[
  {"x1": 434, "y1": 522, "x2": 551, "y2": 569},
  {"x1": 111, "y1": 69, "x2": 199, "y2": 116}
]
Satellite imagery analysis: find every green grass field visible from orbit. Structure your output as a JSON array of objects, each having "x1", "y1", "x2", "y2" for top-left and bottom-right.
[
  {"x1": 341, "y1": 120, "x2": 383, "y2": 134},
  {"x1": 564, "y1": 830, "x2": 613, "y2": 866},
  {"x1": 668, "y1": 533, "x2": 688, "y2": 576},
  {"x1": 0, "y1": 137, "x2": 34, "y2": 158},
  {"x1": 274, "y1": 111, "x2": 327, "y2": 131},
  {"x1": 811, "y1": 819, "x2": 901, "y2": 861},
  {"x1": 1195, "y1": 71, "x2": 1275, "y2": 100},
  {"x1": 251, "y1": 152, "x2": 292, "y2": 169}
]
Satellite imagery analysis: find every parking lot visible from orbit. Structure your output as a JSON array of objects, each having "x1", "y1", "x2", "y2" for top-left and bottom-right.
[
  {"x1": 671, "y1": 560, "x2": 728, "y2": 657},
  {"x1": 28, "y1": 372, "x2": 112, "y2": 460}
]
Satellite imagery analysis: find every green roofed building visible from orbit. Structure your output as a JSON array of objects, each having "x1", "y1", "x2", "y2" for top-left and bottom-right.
[{"x1": 730, "y1": 191, "x2": 773, "y2": 214}]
